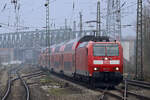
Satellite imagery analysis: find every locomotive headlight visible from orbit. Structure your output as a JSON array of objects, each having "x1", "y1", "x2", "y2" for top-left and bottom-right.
[
  {"x1": 105, "y1": 57, "x2": 108, "y2": 60},
  {"x1": 94, "y1": 67, "x2": 99, "y2": 71},
  {"x1": 115, "y1": 67, "x2": 119, "y2": 71}
]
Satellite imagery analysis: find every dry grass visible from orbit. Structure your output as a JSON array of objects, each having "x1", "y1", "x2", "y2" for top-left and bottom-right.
[
  {"x1": 39, "y1": 76, "x2": 100, "y2": 100},
  {"x1": 20, "y1": 65, "x2": 101, "y2": 100},
  {"x1": 45, "y1": 94, "x2": 100, "y2": 100}
]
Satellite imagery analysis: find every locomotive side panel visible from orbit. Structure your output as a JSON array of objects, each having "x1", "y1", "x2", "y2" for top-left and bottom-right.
[{"x1": 76, "y1": 47, "x2": 88, "y2": 76}]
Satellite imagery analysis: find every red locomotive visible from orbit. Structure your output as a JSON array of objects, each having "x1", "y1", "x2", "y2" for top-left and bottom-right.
[{"x1": 39, "y1": 36, "x2": 123, "y2": 87}]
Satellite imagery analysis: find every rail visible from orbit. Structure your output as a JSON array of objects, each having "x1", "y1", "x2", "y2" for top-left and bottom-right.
[
  {"x1": 125, "y1": 80, "x2": 150, "y2": 89},
  {"x1": 97, "y1": 88, "x2": 123, "y2": 100},
  {"x1": 17, "y1": 72, "x2": 30, "y2": 100},
  {"x1": 2, "y1": 77, "x2": 11, "y2": 100}
]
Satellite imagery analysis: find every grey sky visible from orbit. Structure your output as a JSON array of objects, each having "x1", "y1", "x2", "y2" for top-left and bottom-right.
[{"x1": 0, "y1": 0, "x2": 143, "y2": 37}]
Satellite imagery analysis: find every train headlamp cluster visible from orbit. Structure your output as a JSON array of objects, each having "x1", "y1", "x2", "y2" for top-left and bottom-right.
[
  {"x1": 105, "y1": 57, "x2": 108, "y2": 60},
  {"x1": 115, "y1": 67, "x2": 119, "y2": 71},
  {"x1": 94, "y1": 67, "x2": 99, "y2": 71}
]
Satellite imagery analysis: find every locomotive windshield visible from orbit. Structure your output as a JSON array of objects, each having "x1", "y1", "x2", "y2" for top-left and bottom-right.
[
  {"x1": 106, "y1": 44, "x2": 119, "y2": 56},
  {"x1": 93, "y1": 44, "x2": 106, "y2": 56},
  {"x1": 93, "y1": 44, "x2": 119, "y2": 56}
]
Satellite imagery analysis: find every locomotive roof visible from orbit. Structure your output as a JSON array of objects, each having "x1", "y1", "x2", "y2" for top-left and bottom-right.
[{"x1": 79, "y1": 35, "x2": 109, "y2": 42}]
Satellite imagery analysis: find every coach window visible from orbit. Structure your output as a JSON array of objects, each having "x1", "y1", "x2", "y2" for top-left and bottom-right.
[
  {"x1": 55, "y1": 46, "x2": 60, "y2": 53},
  {"x1": 50, "y1": 48, "x2": 53, "y2": 54},
  {"x1": 78, "y1": 42, "x2": 88, "y2": 48},
  {"x1": 64, "y1": 43, "x2": 74, "y2": 52}
]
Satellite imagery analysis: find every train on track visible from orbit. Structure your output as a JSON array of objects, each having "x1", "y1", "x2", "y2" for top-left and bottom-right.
[{"x1": 38, "y1": 35, "x2": 123, "y2": 87}]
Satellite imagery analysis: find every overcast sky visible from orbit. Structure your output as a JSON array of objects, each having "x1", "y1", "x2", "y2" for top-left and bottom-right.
[{"x1": 0, "y1": 0, "x2": 147, "y2": 37}]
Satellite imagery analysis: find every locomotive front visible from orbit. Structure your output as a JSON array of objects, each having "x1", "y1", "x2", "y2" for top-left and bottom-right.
[{"x1": 88, "y1": 41, "x2": 123, "y2": 85}]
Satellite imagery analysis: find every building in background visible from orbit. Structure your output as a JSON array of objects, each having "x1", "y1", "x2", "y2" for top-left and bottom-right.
[{"x1": 0, "y1": 48, "x2": 14, "y2": 65}]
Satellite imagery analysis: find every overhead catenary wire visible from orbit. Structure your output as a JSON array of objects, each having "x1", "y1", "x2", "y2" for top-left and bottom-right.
[
  {"x1": 1, "y1": 3, "x2": 7, "y2": 12},
  {"x1": 0, "y1": 0, "x2": 142, "y2": 34}
]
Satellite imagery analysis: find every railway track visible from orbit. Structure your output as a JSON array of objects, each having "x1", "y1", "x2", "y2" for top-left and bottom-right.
[
  {"x1": 1, "y1": 67, "x2": 18, "y2": 100},
  {"x1": 1, "y1": 67, "x2": 44, "y2": 100},
  {"x1": 116, "y1": 87, "x2": 150, "y2": 100},
  {"x1": 12, "y1": 71, "x2": 44, "y2": 81},
  {"x1": 48, "y1": 71, "x2": 150, "y2": 100},
  {"x1": 16, "y1": 71, "x2": 30, "y2": 100},
  {"x1": 3, "y1": 66, "x2": 147, "y2": 100},
  {"x1": 97, "y1": 88, "x2": 124, "y2": 100},
  {"x1": 97, "y1": 86, "x2": 150, "y2": 100},
  {"x1": 2, "y1": 74, "x2": 11, "y2": 100},
  {"x1": 98, "y1": 79, "x2": 150, "y2": 100},
  {"x1": 126, "y1": 79, "x2": 150, "y2": 89},
  {"x1": 47, "y1": 72, "x2": 126, "y2": 100}
]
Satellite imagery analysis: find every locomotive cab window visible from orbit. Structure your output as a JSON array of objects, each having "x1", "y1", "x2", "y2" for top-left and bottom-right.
[
  {"x1": 107, "y1": 44, "x2": 119, "y2": 56},
  {"x1": 93, "y1": 44, "x2": 119, "y2": 56},
  {"x1": 93, "y1": 44, "x2": 106, "y2": 56}
]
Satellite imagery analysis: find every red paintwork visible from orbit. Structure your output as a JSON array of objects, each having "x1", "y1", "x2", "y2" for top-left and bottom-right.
[
  {"x1": 39, "y1": 39, "x2": 123, "y2": 78},
  {"x1": 88, "y1": 42, "x2": 123, "y2": 76},
  {"x1": 76, "y1": 47, "x2": 88, "y2": 74}
]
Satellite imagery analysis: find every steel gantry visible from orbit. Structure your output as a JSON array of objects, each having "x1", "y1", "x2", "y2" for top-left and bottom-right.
[
  {"x1": 106, "y1": 0, "x2": 121, "y2": 40},
  {"x1": 0, "y1": 29, "x2": 94, "y2": 49},
  {"x1": 135, "y1": 0, "x2": 144, "y2": 80},
  {"x1": 96, "y1": 0, "x2": 101, "y2": 36}
]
